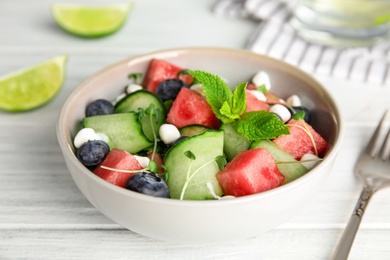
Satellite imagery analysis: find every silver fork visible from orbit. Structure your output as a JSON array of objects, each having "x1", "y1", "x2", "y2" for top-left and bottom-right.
[{"x1": 331, "y1": 110, "x2": 390, "y2": 260}]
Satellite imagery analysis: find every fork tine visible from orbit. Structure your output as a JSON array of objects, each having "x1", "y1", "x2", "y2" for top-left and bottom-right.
[
  {"x1": 366, "y1": 110, "x2": 389, "y2": 157},
  {"x1": 380, "y1": 127, "x2": 390, "y2": 161}
]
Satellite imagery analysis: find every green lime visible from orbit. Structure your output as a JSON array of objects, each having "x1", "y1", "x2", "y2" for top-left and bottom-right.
[
  {"x1": 51, "y1": 3, "x2": 132, "y2": 37},
  {"x1": 0, "y1": 55, "x2": 67, "y2": 112}
]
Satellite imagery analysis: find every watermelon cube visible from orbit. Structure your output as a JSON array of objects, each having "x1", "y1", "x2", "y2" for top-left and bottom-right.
[
  {"x1": 273, "y1": 119, "x2": 328, "y2": 160},
  {"x1": 166, "y1": 88, "x2": 220, "y2": 129},
  {"x1": 143, "y1": 59, "x2": 194, "y2": 93},
  {"x1": 93, "y1": 148, "x2": 143, "y2": 188},
  {"x1": 216, "y1": 148, "x2": 285, "y2": 197},
  {"x1": 246, "y1": 83, "x2": 257, "y2": 90},
  {"x1": 245, "y1": 90, "x2": 270, "y2": 112}
]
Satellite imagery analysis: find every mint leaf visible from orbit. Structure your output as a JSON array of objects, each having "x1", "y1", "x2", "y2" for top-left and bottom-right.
[
  {"x1": 234, "y1": 111, "x2": 290, "y2": 140},
  {"x1": 189, "y1": 70, "x2": 233, "y2": 119},
  {"x1": 232, "y1": 82, "x2": 247, "y2": 115},
  {"x1": 219, "y1": 101, "x2": 239, "y2": 123}
]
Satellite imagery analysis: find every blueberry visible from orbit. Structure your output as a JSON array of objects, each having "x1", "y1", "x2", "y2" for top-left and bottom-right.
[
  {"x1": 292, "y1": 106, "x2": 311, "y2": 123},
  {"x1": 86, "y1": 99, "x2": 115, "y2": 117},
  {"x1": 125, "y1": 172, "x2": 169, "y2": 198},
  {"x1": 76, "y1": 140, "x2": 110, "y2": 167},
  {"x1": 155, "y1": 79, "x2": 189, "y2": 101}
]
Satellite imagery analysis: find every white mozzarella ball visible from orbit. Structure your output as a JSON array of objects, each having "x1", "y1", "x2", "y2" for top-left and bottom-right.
[
  {"x1": 95, "y1": 132, "x2": 109, "y2": 143},
  {"x1": 247, "y1": 89, "x2": 266, "y2": 102},
  {"x1": 134, "y1": 155, "x2": 150, "y2": 168},
  {"x1": 286, "y1": 95, "x2": 302, "y2": 107},
  {"x1": 270, "y1": 104, "x2": 291, "y2": 122},
  {"x1": 159, "y1": 124, "x2": 181, "y2": 145},
  {"x1": 126, "y1": 83, "x2": 143, "y2": 94},
  {"x1": 220, "y1": 195, "x2": 236, "y2": 200},
  {"x1": 251, "y1": 71, "x2": 271, "y2": 91},
  {"x1": 73, "y1": 128, "x2": 97, "y2": 148},
  {"x1": 300, "y1": 153, "x2": 320, "y2": 170},
  {"x1": 113, "y1": 93, "x2": 126, "y2": 105},
  {"x1": 190, "y1": 83, "x2": 205, "y2": 96}
]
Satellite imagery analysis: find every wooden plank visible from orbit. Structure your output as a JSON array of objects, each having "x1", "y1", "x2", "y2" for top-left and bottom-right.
[{"x1": 1, "y1": 229, "x2": 390, "y2": 259}]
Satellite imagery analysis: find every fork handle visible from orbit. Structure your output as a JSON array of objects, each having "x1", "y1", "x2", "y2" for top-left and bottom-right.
[{"x1": 330, "y1": 187, "x2": 374, "y2": 260}]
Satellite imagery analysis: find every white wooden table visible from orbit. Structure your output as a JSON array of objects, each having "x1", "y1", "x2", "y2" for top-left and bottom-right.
[{"x1": 1, "y1": 0, "x2": 390, "y2": 259}]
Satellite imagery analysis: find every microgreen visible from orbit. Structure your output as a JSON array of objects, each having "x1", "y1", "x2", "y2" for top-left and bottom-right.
[
  {"x1": 256, "y1": 84, "x2": 267, "y2": 94},
  {"x1": 128, "y1": 72, "x2": 142, "y2": 85},
  {"x1": 184, "y1": 150, "x2": 196, "y2": 160},
  {"x1": 287, "y1": 122, "x2": 318, "y2": 155},
  {"x1": 189, "y1": 70, "x2": 289, "y2": 141},
  {"x1": 148, "y1": 159, "x2": 159, "y2": 173},
  {"x1": 292, "y1": 110, "x2": 306, "y2": 120},
  {"x1": 100, "y1": 159, "x2": 158, "y2": 174},
  {"x1": 180, "y1": 151, "x2": 224, "y2": 200},
  {"x1": 138, "y1": 103, "x2": 160, "y2": 160},
  {"x1": 215, "y1": 155, "x2": 227, "y2": 170},
  {"x1": 275, "y1": 158, "x2": 323, "y2": 165}
]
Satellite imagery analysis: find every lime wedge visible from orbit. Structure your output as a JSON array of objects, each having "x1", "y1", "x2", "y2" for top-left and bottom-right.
[
  {"x1": 0, "y1": 55, "x2": 67, "y2": 112},
  {"x1": 51, "y1": 3, "x2": 132, "y2": 37}
]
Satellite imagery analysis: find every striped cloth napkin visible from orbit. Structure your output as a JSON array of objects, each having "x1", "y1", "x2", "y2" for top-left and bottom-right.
[{"x1": 212, "y1": 0, "x2": 390, "y2": 86}]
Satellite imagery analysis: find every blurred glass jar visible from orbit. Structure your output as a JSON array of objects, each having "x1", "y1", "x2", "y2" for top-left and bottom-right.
[{"x1": 289, "y1": 0, "x2": 390, "y2": 47}]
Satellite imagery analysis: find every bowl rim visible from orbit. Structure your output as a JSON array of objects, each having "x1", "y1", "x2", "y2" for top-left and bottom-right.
[{"x1": 57, "y1": 46, "x2": 344, "y2": 207}]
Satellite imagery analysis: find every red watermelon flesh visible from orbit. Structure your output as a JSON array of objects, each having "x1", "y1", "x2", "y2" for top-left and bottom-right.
[
  {"x1": 265, "y1": 92, "x2": 283, "y2": 105},
  {"x1": 273, "y1": 119, "x2": 328, "y2": 160},
  {"x1": 216, "y1": 148, "x2": 285, "y2": 197},
  {"x1": 246, "y1": 83, "x2": 257, "y2": 90},
  {"x1": 93, "y1": 148, "x2": 143, "y2": 188},
  {"x1": 143, "y1": 59, "x2": 194, "y2": 93},
  {"x1": 166, "y1": 88, "x2": 220, "y2": 129},
  {"x1": 245, "y1": 90, "x2": 270, "y2": 112}
]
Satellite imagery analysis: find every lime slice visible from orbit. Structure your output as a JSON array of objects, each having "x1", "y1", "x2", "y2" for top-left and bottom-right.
[
  {"x1": 0, "y1": 55, "x2": 67, "y2": 112},
  {"x1": 51, "y1": 3, "x2": 132, "y2": 37}
]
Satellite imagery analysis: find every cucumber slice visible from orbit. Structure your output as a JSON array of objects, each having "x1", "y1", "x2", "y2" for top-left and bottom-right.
[
  {"x1": 115, "y1": 90, "x2": 165, "y2": 141},
  {"x1": 165, "y1": 130, "x2": 224, "y2": 200},
  {"x1": 178, "y1": 124, "x2": 210, "y2": 137},
  {"x1": 82, "y1": 113, "x2": 152, "y2": 153},
  {"x1": 220, "y1": 123, "x2": 252, "y2": 161},
  {"x1": 250, "y1": 139, "x2": 308, "y2": 183}
]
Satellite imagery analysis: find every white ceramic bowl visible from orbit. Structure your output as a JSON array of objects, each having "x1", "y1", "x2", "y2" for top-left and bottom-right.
[{"x1": 57, "y1": 47, "x2": 344, "y2": 243}]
